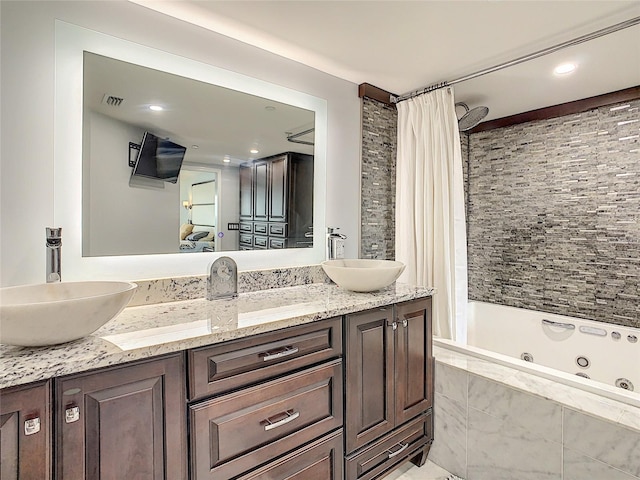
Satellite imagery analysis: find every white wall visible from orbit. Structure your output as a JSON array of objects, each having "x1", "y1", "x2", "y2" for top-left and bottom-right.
[
  {"x1": 0, "y1": 1, "x2": 360, "y2": 286},
  {"x1": 86, "y1": 112, "x2": 179, "y2": 256}
]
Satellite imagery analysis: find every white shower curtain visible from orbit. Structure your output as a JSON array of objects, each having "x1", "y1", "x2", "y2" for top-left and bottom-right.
[{"x1": 395, "y1": 87, "x2": 468, "y2": 342}]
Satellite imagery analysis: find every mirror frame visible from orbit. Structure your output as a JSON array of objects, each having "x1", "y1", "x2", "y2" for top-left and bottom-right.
[{"x1": 54, "y1": 20, "x2": 327, "y2": 281}]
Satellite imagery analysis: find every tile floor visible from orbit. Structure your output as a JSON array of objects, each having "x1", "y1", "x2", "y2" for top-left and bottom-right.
[{"x1": 384, "y1": 460, "x2": 453, "y2": 479}]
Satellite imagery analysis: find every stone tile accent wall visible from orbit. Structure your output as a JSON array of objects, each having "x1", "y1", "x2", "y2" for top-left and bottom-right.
[
  {"x1": 360, "y1": 97, "x2": 397, "y2": 259},
  {"x1": 467, "y1": 99, "x2": 640, "y2": 328}
]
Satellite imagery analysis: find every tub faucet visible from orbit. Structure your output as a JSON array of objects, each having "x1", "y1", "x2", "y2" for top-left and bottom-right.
[{"x1": 46, "y1": 227, "x2": 62, "y2": 283}]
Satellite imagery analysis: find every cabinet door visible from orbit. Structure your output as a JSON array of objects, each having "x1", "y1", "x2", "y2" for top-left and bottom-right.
[
  {"x1": 0, "y1": 381, "x2": 51, "y2": 480},
  {"x1": 56, "y1": 354, "x2": 187, "y2": 480},
  {"x1": 395, "y1": 298, "x2": 433, "y2": 426},
  {"x1": 239, "y1": 163, "x2": 254, "y2": 219},
  {"x1": 253, "y1": 160, "x2": 269, "y2": 221},
  {"x1": 268, "y1": 154, "x2": 288, "y2": 222},
  {"x1": 345, "y1": 307, "x2": 395, "y2": 453}
]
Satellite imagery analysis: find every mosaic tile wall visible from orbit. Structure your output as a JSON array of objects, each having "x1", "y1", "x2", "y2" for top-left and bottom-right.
[
  {"x1": 467, "y1": 99, "x2": 640, "y2": 328},
  {"x1": 360, "y1": 97, "x2": 397, "y2": 259}
]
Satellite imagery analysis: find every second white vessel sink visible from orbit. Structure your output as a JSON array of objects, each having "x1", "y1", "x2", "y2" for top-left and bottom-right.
[
  {"x1": 321, "y1": 259, "x2": 405, "y2": 292},
  {"x1": 0, "y1": 281, "x2": 137, "y2": 346}
]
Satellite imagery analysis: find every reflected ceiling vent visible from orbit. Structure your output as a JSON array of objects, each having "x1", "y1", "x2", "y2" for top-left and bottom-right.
[{"x1": 101, "y1": 94, "x2": 124, "y2": 107}]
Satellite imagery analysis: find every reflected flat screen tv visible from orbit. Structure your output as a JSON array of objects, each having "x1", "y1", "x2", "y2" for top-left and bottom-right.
[{"x1": 132, "y1": 132, "x2": 187, "y2": 184}]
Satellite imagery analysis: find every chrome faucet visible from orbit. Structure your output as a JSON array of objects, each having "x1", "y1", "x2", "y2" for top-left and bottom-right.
[
  {"x1": 327, "y1": 227, "x2": 347, "y2": 260},
  {"x1": 46, "y1": 227, "x2": 62, "y2": 283}
]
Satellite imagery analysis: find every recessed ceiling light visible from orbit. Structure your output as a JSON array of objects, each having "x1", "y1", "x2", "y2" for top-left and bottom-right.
[
  {"x1": 191, "y1": 145, "x2": 199, "y2": 149},
  {"x1": 149, "y1": 105, "x2": 164, "y2": 111},
  {"x1": 223, "y1": 158, "x2": 231, "y2": 163},
  {"x1": 265, "y1": 106, "x2": 276, "y2": 111},
  {"x1": 554, "y1": 63, "x2": 577, "y2": 75},
  {"x1": 250, "y1": 149, "x2": 259, "y2": 154}
]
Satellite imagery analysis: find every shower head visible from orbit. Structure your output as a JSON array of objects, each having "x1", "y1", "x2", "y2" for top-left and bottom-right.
[{"x1": 455, "y1": 102, "x2": 489, "y2": 131}]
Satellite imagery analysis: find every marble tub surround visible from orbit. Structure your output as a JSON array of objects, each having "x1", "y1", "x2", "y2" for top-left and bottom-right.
[
  {"x1": 431, "y1": 346, "x2": 640, "y2": 480},
  {"x1": 0, "y1": 282, "x2": 433, "y2": 389},
  {"x1": 129, "y1": 264, "x2": 328, "y2": 306}
]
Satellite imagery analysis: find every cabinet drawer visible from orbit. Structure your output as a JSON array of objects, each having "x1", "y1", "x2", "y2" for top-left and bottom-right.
[
  {"x1": 269, "y1": 237, "x2": 286, "y2": 249},
  {"x1": 253, "y1": 222, "x2": 268, "y2": 234},
  {"x1": 237, "y1": 430, "x2": 343, "y2": 480},
  {"x1": 188, "y1": 317, "x2": 342, "y2": 400},
  {"x1": 190, "y1": 359, "x2": 343, "y2": 480},
  {"x1": 253, "y1": 235, "x2": 268, "y2": 248},
  {"x1": 239, "y1": 222, "x2": 253, "y2": 233},
  {"x1": 345, "y1": 412, "x2": 432, "y2": 480},
  {"x1": 239, "y1": 233, "x2": 253, "y2": 246},
  {"x1": 268, "y1": 223, "x2": 287, "y2": 237}
]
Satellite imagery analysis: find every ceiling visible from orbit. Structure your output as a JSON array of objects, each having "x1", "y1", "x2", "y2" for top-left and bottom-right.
[{"x1": 131, "y1": 0, "x2": 640, "y2": 122}]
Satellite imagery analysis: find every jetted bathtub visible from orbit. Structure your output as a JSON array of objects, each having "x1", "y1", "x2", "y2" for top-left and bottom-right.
[{"x1": 434, "y1": 301, "x2": 640, "y2": 408}]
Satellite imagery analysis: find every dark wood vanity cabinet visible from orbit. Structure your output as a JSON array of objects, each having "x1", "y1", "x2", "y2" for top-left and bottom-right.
[
  {"x1": 54, "y1": 353, "x2": 187, "y2": 480},
  {"x1": 344, "y1": 298, "x2": 434, "y2": 479},
  {"x1": 188, "y1": 317, "x2": 344, "y2": 480},
  {"x1": 0, "y1": 380, "x2": 52, "y2": 480},
  {"x1": 238, "y1": 152, "x2": 313, "y2": 249}
]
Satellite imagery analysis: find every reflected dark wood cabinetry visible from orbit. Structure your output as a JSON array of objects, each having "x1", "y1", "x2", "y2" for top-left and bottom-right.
[
  {"x1": 0, "y1": 380, "x2": 51, "y2": 480},
  {"x1": 239, "y1": 152, "x2": 313, "y2": 249},
  {"x1": 55, "y1": 354, "x2": 187, "y2": 480},
  {"x1": 345, "y1": 298, "x2": 434, "y2": 480}
]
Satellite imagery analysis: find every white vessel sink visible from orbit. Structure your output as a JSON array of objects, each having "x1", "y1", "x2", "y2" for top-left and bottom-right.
[
  {"x1": 321, "y1": 259, "x2": 405, "y2": 292},
  {"x1": 0, "y1": 281, "x2": 137, "y2": 346}
]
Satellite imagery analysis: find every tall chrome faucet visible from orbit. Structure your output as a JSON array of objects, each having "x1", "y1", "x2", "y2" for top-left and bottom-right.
[
  {"x1": 46, "y1": 227, "x2": 62, "y2": 283},
  {"x1": 327, "y1": 227, "x2": 347, "y2": 260}
]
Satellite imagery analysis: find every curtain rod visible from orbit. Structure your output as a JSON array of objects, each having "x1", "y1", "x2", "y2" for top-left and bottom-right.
[{"x1": 392, "y1": 15, "x2": 640, "y2": 104}]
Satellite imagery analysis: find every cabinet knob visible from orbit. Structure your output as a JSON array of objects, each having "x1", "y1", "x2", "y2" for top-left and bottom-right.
[
  {"x1": 402, "y1": 319, "x2": 408, "y2": 328},
  {"x1": 65, "y1": 405, "x2": 80, "y2": 424},
  {"x1": 24, "y1": 417, "x2": 41, "y2": 436},
  {"x1": 391, "y1": 321, "x2": 398, "y2": 331}
]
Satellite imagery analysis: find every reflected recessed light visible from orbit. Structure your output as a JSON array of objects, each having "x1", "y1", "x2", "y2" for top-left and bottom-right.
[
  {"x1": 554, "y1": 63, "x2": 577, "y2": 75},
  {"x1": 149, "y1": 105, "x2": 164, "y2": 111},
  {"x1": 250, "y1": 149, "x2": 259, "y2": 154}
]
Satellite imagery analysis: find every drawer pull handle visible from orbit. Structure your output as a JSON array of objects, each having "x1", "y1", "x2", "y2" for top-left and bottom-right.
[
  {"x1": 387, "y1": 442, "x2": 409, "y2": 458},
  {"x1": 261, "y1": 346, "x2": 299, "y2": 362},
  {"x1": 263, "y1": 409, "x2": 300, "y2": 431}
]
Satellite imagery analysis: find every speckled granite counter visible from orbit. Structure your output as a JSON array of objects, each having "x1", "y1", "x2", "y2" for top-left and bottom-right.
[{"x1": 0, "y1": 282, "x2": 434, "y2": 389}]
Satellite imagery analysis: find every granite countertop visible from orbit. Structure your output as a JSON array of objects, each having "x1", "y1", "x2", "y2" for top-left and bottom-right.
[{"x1": 0, "y1": 282, "x2": 434, "y2": 389}]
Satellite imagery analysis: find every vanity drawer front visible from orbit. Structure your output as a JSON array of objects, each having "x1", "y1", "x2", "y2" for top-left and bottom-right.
[
  {"x1": 188, "y1": 317, "x2": 342, "y2": 400},
  {"x1": 237, "y1": 430, "x2": 343, "y2": 480},
  {"x1": 253, "y1": 235, "x2": 268, "y2": 248},
  {"x1": 268, "y1": 222, "x2": 287, "y2": 237},
  {"x1": 253, "y1": 222, "x2": 268, "y2": 234},
  {"x1": 239, "y1": 222, "x2": 253, "y2": 233},
  {"x1": 345, "y1": 412, "x2": 432, "y2": 480},
  {"x1": 190, "y1": 359, "x2": 343, "y2": 480},
  {"x1": 239, "y1": 233, "x2": 253, "y2": 246}
]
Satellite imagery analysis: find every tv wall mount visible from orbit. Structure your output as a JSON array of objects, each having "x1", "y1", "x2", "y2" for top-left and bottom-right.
[{"x1": 128, "y1": 142, "x2": 140, "y2": 167}]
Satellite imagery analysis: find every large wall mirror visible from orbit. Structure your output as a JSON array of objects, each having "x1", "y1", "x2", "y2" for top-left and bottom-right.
[
  {"x1": 83, "y1": 52, "x2": 315, "y2": 256},
  {"x1": 55, "y1": 21, "x2": 327, "y2": 280}
]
